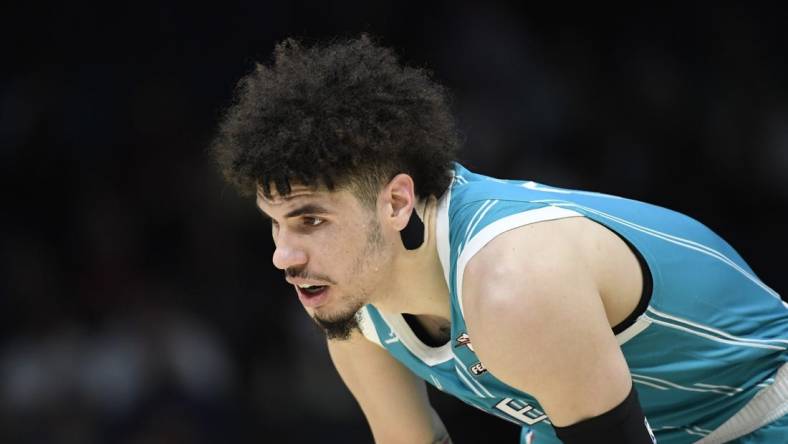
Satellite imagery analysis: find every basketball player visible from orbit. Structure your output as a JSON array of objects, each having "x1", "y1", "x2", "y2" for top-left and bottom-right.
[{"x1": 211, "y1": 36, "x2": 788, "y2": 443}]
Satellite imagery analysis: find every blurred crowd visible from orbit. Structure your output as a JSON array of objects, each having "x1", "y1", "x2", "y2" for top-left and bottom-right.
[{"x1": 2, "y1": 3, "x2": 786, "y2": 443}]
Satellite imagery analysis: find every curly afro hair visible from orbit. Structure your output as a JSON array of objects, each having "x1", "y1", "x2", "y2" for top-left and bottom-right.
[{"x1": 212, "y1": 35, "x2": 461, "y2": 204}]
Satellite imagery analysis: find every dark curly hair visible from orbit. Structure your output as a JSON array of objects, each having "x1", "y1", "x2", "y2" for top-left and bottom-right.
[{"x1": 212, "y1": 35, "x2": 460, "y2": 204}]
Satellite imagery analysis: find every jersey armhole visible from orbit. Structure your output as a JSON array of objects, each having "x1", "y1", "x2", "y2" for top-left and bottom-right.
[{"x1": 611, "y1": 235, "x2": 653, "y2": 335}]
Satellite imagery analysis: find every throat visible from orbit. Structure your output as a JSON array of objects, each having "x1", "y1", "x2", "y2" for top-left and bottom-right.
[{"x1": 402, "y1": 313, "x2": 451, "y2": 347}]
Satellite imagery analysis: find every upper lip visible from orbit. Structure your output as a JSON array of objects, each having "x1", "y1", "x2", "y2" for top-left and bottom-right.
[{"x1": 286, "y1": 278, "x2": 329, "y2": 287}]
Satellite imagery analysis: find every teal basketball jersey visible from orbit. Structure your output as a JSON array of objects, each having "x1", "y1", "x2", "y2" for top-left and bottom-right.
[{"x1": 357, "y1": 163, "x2": 788, "y2": 443}]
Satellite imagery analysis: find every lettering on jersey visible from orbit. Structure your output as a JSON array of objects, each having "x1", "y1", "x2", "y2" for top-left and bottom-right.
[
  {"x1": 469, "y1": 362, "x2": 487, "y2": 376},
  {"x1": 495, "y1": 398, "x2": 548, "y2": 425},
  {"x1": 455, "y1": 332, "x2": 474, "y2": 351}
]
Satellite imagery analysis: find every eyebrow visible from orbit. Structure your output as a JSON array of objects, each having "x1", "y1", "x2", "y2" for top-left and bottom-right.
[
  {"x1": 285, "y1": 203, "x2": 331, "y2": 218},
  {"x1": 256, "y1": 203, "x2": 331, "y2": 221}
]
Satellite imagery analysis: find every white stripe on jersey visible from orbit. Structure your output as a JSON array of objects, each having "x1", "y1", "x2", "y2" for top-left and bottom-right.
[
  {"x1": 463, "y1": 200, "x2": 498, "y2": 250},
  {"x1": 632, "y1": 373, "x2": 739, "y2": 396},
  {"x1": 648, "y1": 307, "x2": 788, "y2": 346},
  {"x1": 694, "y1": 383, "x2": 744, "y2": 394},
  {"x1": 642, "y1": 315, "x2": 785, "y2": 351},
  {"x1": 616, "y1": 317, "x2": 652, "y2": 345},
  {"x1": 452, "y1": 355, "x2": 493, "y2": 397},
  {"x1": 643, "y1": 315, "x2": 784, "y2": 351},
  {"x1": 533, "y1": 200, "x2": 782, "y2": 301},
  {"x1": 460, "y1": 199, "x2": 496, "y2": 252},
  {"x1": 698, "y1": 362, "x2": 788, "y2": 443},
  {"x1": 454, "y1": 366, "x2": 485, "y2": 397}
]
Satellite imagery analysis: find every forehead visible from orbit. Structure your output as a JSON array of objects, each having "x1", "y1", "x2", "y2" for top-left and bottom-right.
[{"x1": 255, "y1": 184, "x2": 356, "y2": 211}]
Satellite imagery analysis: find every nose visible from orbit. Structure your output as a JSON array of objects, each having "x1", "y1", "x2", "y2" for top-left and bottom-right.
[{"x1": 272, "y1": 236, "x2": 308, "y2": 270}]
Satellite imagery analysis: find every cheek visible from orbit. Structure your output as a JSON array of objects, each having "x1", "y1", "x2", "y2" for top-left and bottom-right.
[
  {"x1": 308, "y1": 228, "x2": 365, "y2": 270},
  {"x1": 333, "y1": 233, "x2": 376, "y2": 275},
  {"x1": 328, "y1": 226, "x2": 369, "y2": 252}
]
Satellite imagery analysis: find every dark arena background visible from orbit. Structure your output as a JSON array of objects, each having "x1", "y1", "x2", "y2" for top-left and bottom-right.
[{"x1": 2, "y1": 3, "x2": 787, "y2": 443}]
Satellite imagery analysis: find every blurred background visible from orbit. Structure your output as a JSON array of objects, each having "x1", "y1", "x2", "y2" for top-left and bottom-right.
[{"x1": 2, "y1": 2, "x2": 787, "y2": 443}]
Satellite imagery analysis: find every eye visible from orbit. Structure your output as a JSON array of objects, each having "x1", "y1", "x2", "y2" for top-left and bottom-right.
[{"x1": 303, "y1": 216, "x2": 324, "y2": 227}]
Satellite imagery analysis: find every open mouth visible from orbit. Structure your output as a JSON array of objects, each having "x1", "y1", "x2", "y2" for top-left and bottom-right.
[
  {"x1": 299, "y1": 285, "x2": 327, "y2": 295},
  {"x1": 295, "y1": 284, "x2": 330, "y2": 307}
]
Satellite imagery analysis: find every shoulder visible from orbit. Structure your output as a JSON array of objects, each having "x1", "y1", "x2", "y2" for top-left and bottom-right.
[
  {"x1": 459, "y1": 217, "x2": 633, "y2": 423},
  {"x1": 460, "y1": 214, "x2": 638, "y2": 324},
  {"x1": 462, "y1": 216, "x2": 593, "y2": 315},
  {"x1": 460, "y1": 217, "x2": 610, "y2": 383}
]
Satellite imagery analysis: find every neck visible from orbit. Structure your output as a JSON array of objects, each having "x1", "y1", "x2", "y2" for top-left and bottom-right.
[{"x1": 373, "y1": 198, "x2": 451, "y2": 321}]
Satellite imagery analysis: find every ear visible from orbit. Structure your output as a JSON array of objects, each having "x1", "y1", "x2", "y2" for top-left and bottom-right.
[{"x1": 380, "y1": 173, "x2": 416, "y2": 232}]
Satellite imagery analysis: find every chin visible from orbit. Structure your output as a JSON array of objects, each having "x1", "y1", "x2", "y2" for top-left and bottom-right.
[
  {"x1": 313, "y1": 304, "x2": 364, "y2": 341},
  {"x1": 314, "y1": 305, "x2": 357, "y2": 325}
]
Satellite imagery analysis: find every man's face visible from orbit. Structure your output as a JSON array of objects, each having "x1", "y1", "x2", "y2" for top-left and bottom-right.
[{"x1": 256, "y1": 185, "x2": 390, "y2": 340}]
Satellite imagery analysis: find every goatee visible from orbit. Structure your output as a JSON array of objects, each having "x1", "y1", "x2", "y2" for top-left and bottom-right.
[{"x1": 314, "y1": 310, "x2": 361, "y2": 341}]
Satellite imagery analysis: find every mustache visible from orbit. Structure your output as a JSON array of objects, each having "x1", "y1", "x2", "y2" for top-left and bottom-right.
[{"x1": 285, "y1": 267, "x2": 337, "y2": 285}]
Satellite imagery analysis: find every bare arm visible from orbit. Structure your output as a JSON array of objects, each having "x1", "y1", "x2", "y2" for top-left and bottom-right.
[
  {"x1": 327, "y1": 329, "x2": 451, "y2": 443},
  {"x1": 462, "y1": 217, "x2": 634, "y2": 427}
]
